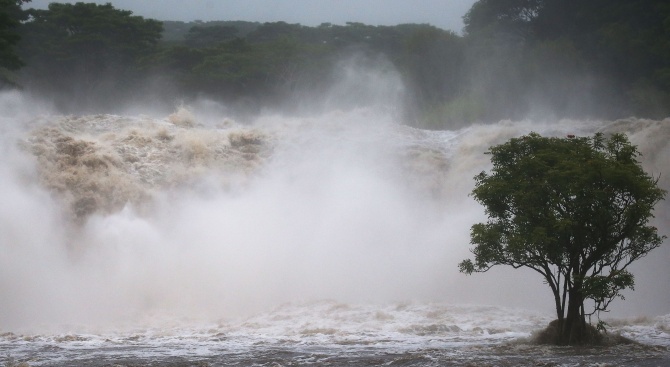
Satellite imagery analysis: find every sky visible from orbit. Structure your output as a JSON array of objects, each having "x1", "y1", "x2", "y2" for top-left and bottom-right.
[{"x1": 26, "y1": 0, "x2": 477, "y2": 33}]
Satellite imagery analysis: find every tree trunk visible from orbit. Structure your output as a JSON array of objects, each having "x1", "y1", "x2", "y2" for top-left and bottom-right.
[{"x1": 558, "y1": 287, "x2": 588, "y2": 345}]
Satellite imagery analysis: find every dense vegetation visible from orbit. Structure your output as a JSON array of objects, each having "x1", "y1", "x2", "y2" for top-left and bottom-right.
[
  {"x1": 1, "y1": 1, "x2": 668, "y2": 125},
  {"x1": 462, "y1": 0, "x2": 670, "y2": 121},
  {"x1": 460, "y1": 133, "x2": 666, "y2": 345},
  {"x1": 0, "y1": 0, "x2": 29, "y2": 86}
]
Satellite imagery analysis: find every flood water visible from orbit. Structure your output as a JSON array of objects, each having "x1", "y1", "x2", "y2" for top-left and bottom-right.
[
  {"x1": 1, "y1": 91, "x2": 669, "y2": 366},
  {"x1": 2, "y1": 301, "x2": 669, "y2": 366}
]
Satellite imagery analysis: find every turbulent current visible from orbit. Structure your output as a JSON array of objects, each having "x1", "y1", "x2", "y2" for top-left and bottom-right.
[{"x1": 0, "y1": 90, "x2": 669, "y2": 366}]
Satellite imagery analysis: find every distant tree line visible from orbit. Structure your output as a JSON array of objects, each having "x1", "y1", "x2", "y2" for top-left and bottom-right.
[
  {"x1": 1, "y1": 1, "x2": 668, "y2": 126},
  {"x1": 462, "y1": 0, "x2": 670, "y2": 121}
]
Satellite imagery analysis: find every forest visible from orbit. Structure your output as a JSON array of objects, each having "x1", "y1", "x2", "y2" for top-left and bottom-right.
[{"x1": 1, "y1": 0, "x2": 669, "y2": 128}]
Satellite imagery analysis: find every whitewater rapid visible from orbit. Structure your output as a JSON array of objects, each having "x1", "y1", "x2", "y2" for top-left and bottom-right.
[
  {"x1": 1, "y1": 301, "x2": 668, "y2": 366},
  {"x1": 0, "y1": 91, "x2": 669, "y2": 365}
]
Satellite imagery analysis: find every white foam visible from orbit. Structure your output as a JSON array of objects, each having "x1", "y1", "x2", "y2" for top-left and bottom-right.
[{"x1": 1, "y1": 91, "x2": 669, "y2": 338}]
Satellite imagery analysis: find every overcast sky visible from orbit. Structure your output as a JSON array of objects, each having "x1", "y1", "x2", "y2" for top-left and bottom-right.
[{"x1": 27, "y1": 0, "x2": 477, "y2": 33}]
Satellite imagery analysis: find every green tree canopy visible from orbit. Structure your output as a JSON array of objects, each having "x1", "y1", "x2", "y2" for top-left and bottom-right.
[
  {"x1": 459, "y1": 132, "x2": 666, "y2": 345},
  {"x1": 0, "y1": 0, "x2": 29, "y2": 85},
  {"x1": 21, "y1": 2, "x2": 162, "y2": 69},
  {"x1": 18, "y1": 2, "x2": 162, "y2": 105},
  {"x1": 462, "y1": 0, "x2": 670, "y2": 117},
  {"x1": 463, "y1": 0, "x2": 543, "y2": 37},
  {"x1": 185, "y1": 24, "x2": 238, "y2": 48}
]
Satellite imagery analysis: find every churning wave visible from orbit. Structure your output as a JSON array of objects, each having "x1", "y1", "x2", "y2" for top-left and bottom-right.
[
  {"x1": 0, "y1": 90, "x2": 668, "y2": 365},
  {"x1": 0, "y1": 301, "x2": 668, "y2": 366}
]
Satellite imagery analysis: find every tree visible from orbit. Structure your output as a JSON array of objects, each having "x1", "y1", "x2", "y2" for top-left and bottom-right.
[
  {"x1": 0, "y1": 0, "x2": 29, "y2": 86},
  {"x1": 462, "y1": 0, "x2": 670, "y2": 118},
  {"x1": 18, "y1": 2, "x2": 162, "y2": 107},
  {"x1": 463, "y1": 0, "x2": 544, "y2": 39},
  {"x1": 22, "y1": 2, "x2": 162, "y2": 70},
  {"x1": 185, "y1": 25, "x2": 238, "y2": 48},
  {"x1": 459, "y1": 132, "x2": 666, "y2": 345}
]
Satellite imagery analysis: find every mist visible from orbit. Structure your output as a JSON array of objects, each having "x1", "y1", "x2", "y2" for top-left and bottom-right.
[{"x1": 2, "y1": 53, "x2": 669, "y2": 334}]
